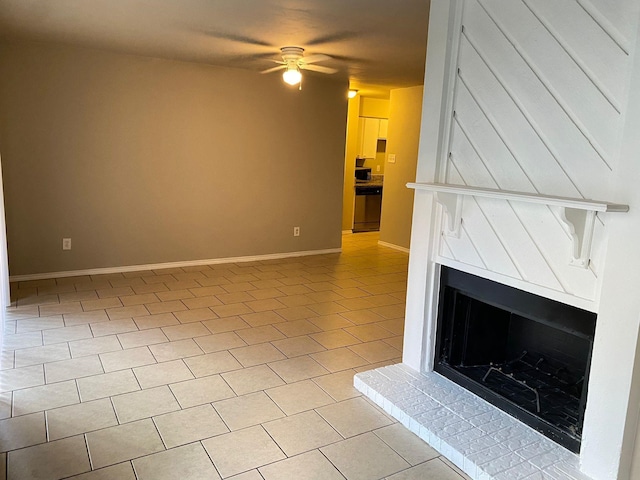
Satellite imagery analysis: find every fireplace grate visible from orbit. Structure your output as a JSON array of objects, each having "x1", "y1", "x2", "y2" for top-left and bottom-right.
[{"x1": 454, "y1": 350, "x2": 583, "y2": 438}]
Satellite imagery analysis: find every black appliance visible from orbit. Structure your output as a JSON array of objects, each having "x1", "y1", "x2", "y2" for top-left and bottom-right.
[
  {"x1": 355, "y1": 167, "x2": 371, "y2": 182},
  {"x1": 353, "y1": 185, "x2": 382, "y2": 232}
]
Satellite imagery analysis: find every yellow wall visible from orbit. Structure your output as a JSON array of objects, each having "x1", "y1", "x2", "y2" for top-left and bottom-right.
[
  {"x1": 341, "y1": 95, "x2": 362, "y2": 231},
  {"x1": 379, "y1": 85, "x2": 424, "y2": 249},
  {"x1": 0, "y1": 41, "x2": 348, "y2": 276},
  {"x1": 359, "y1": 98, "x2": 390, "y2": 118},
  {"x1": 365, "y1": 150, "x2": 386, "y2": 175}
]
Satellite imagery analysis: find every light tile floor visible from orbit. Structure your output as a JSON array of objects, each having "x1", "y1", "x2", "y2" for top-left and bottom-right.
[{"x1": 0, "y1": 232, "x2": 470, "y2": 480}]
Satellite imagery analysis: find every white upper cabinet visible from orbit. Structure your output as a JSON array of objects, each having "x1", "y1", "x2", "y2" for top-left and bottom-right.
[
  {"x1": 378, "y1": 119, "x2": 388, "y2": 139},
  {"x1": 358, "y1": 117, "x2": 388, "y2": 158}
]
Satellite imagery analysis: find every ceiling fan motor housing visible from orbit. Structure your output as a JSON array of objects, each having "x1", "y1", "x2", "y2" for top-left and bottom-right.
[
  {"x1": 281, "y1": 46, "x2": 304, "y2": 69},
  {"x1": 281, "y1": 46, "x2": 305, "y2": 59}
]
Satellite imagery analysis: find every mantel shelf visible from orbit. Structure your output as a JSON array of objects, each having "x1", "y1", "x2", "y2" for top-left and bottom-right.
[
  {"x1": 407, "y1": 183, "x2": 629, "y2": 212},
  {"x1": 407, "y1": 182, "x2": 630, "y2": 268}
]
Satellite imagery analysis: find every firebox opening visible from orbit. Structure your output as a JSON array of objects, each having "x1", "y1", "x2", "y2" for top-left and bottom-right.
[{"x1": 435, "y1": 267, "x2": 596, "y2": 453}]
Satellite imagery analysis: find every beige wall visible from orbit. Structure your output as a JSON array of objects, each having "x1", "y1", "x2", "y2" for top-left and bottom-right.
[
  {"x1": 379, "y1": 86, "x2": 423, "y2": 249},
  {"x1": 631, "y1": 404, "x2": 640, "y2": 479},
  {"x1": 0, "y1": 41, "x2": 348, "y2": 276}
]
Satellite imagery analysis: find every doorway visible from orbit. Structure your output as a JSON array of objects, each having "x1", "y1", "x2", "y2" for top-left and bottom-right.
[{"x1": 341, "y1": 95, "x2": 390, "y2": 233}]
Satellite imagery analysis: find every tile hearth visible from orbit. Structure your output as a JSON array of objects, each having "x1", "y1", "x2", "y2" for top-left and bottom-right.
[{"x1": 355, "y1": 364, "x2": 592, "y2": 480}]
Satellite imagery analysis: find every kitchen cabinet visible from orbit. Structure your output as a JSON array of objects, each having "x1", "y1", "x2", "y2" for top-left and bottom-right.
[
  {"x1": 358, "y1": 117, "x2": 388, "y2": 158},
  {"x1": 378, "y1": 119, "x2": 388, "y2": 139}
]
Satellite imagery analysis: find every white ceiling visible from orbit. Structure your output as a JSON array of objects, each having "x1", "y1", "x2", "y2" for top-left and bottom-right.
[{"x1": 0, "y1": 0, "x2": 431, "y2": 98}]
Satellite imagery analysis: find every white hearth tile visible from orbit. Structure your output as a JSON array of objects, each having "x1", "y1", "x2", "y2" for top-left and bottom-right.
[
  {"x1": 460, "y1": 435, "x2": 500, "y2": 456},
  {"x1": 501, "y1": 434, "x2": 539, "y2": 452},
  {"x1": 467, "y1": 443, "x2": 514, "y2": 467},
  {"x1": 447, "y1": 427, "x2": 488, "y2": 447},
  {"x1": 538, "y1": 466, "x2": 569, "y2": 479},
  {"x1": 528, "y1": 450, "x2": 573, "y2": 471},
  {"x1": 554, "y1": 462, "x2": 594, "y2": 479},
  {"x1": 494, "y1": 460, "x2": 543, "y2": 480},
  {"x1": 478, "y1": 451, "x2": 527, "y2": 476},
  {"x1": 354, "y1": 364, "x2": 593, "y2": 480},
  {"x1": 400, "y1": 397, "x2": 441, "y2": 416},
  {"x1": 515, "y1": 442, "x2": 556, "y2": 462},
  {"x1": 476, "y1": 416, "x2": 514, "y2": 433},
  {"x1": 462, "y1": 459, "x2": 479, "y2": 479}
]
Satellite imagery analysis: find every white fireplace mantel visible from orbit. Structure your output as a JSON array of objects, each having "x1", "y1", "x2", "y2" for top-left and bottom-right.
[{"x1": 407, "y1": 182, "x2": 630, "y2": 268}]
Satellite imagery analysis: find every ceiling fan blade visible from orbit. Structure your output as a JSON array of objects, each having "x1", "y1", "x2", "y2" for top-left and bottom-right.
[
  {"x1": 197, "y1": 30, "x2": 273, "y2": 47},
  {"x1": 306, "y1": 32, "x2": 360, "y2": 46},
  {"x1": 261, "y1": 65, "x2": 286, "y2": 74},
  {"x1": 302, "y1": 64, "x2": 338, "y2": 74},
  {"x1": 301, "y1": 54, "x2": 332, "y2": 64}
]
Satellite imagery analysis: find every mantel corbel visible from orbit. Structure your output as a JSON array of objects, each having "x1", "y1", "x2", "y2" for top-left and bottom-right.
[{"x1": 434, "y1": 191, "x2": 463, "y2": 238}]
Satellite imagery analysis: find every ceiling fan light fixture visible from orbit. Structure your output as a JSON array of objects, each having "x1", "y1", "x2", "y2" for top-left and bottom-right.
[
  {"x1": 348, "y1": 89, "x2": 358, "y2": 99},
  {"x1": 283, "y1": 67, "x2": 302, "y2": 85}
]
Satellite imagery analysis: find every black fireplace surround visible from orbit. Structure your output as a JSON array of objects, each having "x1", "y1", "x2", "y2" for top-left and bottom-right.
[{"x1": 435, "y1": 267, "x2": 596, "y2": 453}]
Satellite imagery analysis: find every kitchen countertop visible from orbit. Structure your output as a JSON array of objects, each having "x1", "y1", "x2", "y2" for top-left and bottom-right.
[
  {"x1": 355, "y1": 175, "x2": 384, "y2": 188},
  {"x1": 355, "y1": 181, "x2": 383, "y2": 188}
]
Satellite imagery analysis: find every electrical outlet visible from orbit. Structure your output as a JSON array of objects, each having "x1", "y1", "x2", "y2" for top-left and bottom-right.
[
  {"x1": 376, "y1": 165, "x2": 381, "y2": 172},
  {"x1": 388, "y1": 154, "x2": 396, "y2": 164},
  {"x1": 293, "y1": 226, "x2": 300, "y2": 237},
  {"x1": 62, "y1": 238, "x2": 72, "y2": 250}
]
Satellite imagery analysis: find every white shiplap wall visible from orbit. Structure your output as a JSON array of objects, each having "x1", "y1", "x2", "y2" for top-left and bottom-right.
[{"x1": 436, "y1": 0, "x2": 639, "y2": 308}]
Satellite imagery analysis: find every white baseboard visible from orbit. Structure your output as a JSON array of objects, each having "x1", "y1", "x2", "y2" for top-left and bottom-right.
[
  {"x1": 10, "y1": 248, "x2": 343, "y2": 282},
  {"x1": 378, "y1": 241, "x2": 410, "y2": 253}
]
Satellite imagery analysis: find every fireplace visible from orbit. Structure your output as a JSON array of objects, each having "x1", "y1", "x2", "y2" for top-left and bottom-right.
[{"x1": 434, "y1": 266, "x2": 596, "y2": 453}]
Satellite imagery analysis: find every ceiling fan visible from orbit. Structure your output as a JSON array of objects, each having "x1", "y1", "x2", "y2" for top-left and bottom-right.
[{"x1": 261, "y1": 46, "x2": 337, "y2": 87}]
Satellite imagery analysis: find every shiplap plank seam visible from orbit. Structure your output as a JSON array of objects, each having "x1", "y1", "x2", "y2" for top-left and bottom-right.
[
  {"x1": 450, "y1": 101, "x2": 602, "y2": 234},
  {"x1": 454, "y1": 82, "x2": 538, "y2": 194},
  {"x1": 462, "y1": 8, "x2": 615, "y2": 195},
  {"x1": 447, "y1": 155, "x2": 568, "y2": 291},
  {"x1": 522, "y1": 0, "x2": 620, "y2": 113},
  {"x1": 461, "y1": 16, "x2": 609, "y2": 228},
  {"x1": 460, "y1": 223, "x2": 488, "y2": 270},
  {"x1": 473, "y1": 0, "x2": 613, "y2": 171},
  {"x1": 449, "y1": 161, "x2": 525, "y2": 280},
  {"x1": 453, "y1": 115, "x2": 504, "y2": 189},
  {"x1": 456, "y1": 82, "x2": 604, "y2": 233},
  {"x1": 577, "y1": 0, "x2": 630, "y2": 55},
  {"x1": 447, "y1": 142, "x2": 582, "y2": 292},
  {"x1": 455, "y1": 55, "x2": 595, "y2": 199},
  {"x1": 440, "y1": 236, "x2": 457, "y2": 261},
  {"x1": 447, "y1": 157, "x2": 579, "y2": 293},
  {"x1": 506, "y1": 204, "x2": 571, "y2": 294},
  {"x1": 438, "y1": 1, "x2": 467, "y2": 184},
  {"x1": 460, "y1": 31, "x2": 591, "y2": 198},
  {"x1": 457, "y1": 76, "x2": 564, "y2": 197}
]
